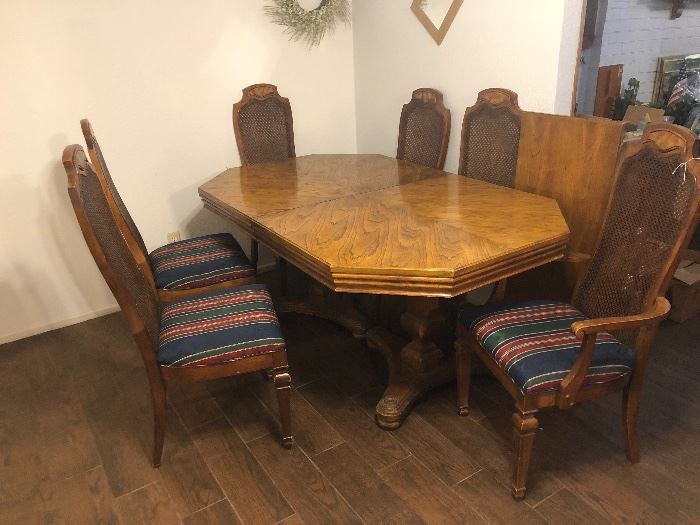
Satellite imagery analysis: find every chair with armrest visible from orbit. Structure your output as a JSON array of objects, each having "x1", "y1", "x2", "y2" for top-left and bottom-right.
[
  {"x1": 232, "y1": 83, "x2": 296, "y2": 290},
  {"x1": 454, "y1": 123, "x2": 700, "y2": 499},
  {"x1": 459, "y1": 88, "x2": 522, "y2": 187},
  {"x1": 80, "y1": 119, "x2": 255, "y2": 303},
  {"x1": 63, "y1": 144, "x2": 292, "y2": 467},
  {"x1": 396, "y1": 88, "x2": 450, "y2": 170}
]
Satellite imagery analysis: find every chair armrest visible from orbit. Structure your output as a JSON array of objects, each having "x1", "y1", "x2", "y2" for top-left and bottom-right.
[
  {"x1": 558, "y1": 297, "x2": 670, "y2": 409},
  {"x1": 570, "y1": 297, "x2": 670, "y2": 338}
]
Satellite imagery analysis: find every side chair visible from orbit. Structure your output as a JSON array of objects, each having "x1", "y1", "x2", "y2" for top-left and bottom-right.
[
  {"x1": 454, "y1": 124, "x2": 700, "y2": 499},
  {"x1": 232, "y1": 83, "x2": 296, "y2": 291},
  {"x1": 458, "y1": 88, "x2": 523, "y2": 304},
  {"x1": 63, "y1": 144, "x2": 293, "y2": 466},
  {"x1": 80, "y1": 119, "x2": 256, "y2": 303},
  {"x1": 396, "y1": 88, "x2": 450, "y2": 170},
  {"x1": 459, "y1": 88, "x2": 522, "y2": 187}
]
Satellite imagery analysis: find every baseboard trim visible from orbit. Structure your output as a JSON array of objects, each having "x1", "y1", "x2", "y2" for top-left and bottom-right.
[{"x1": 0, "y1": 304, "x2": 122, "y2": 346}]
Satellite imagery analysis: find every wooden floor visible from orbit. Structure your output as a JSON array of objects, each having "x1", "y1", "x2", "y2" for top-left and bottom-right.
[{"x1": 1, "y1": 279, "x2": 699, "y2": 523}]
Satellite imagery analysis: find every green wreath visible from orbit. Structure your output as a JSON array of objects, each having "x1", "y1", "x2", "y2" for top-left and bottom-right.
[{"x1": 264, "y1": 0, "x2": 351, "y2": 47}]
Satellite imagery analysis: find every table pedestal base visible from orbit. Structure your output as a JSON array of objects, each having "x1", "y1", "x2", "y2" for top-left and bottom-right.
[
  {"x1": 366, "y1": 296, "x2": 455, "y2": 430},
  {"x1": 274, "y1": 281, "x2": 368, "y2": 339}
]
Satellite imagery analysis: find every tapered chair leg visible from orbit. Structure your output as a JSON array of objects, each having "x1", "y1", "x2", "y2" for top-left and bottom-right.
[
  {"x1": 250, "y1": 238, "x2": 259, "y2": 271},
  {"x1": 622, "y1": 380, "x2": 641, "y2": 463},
  {"x1": 273, "y1": 368, "x2": 293, "y2": 448},
  {"x1": 150, "y1": 379, "x2": 167, "y2": 468},
  {"x1": 455, "y1": 339, "x2": 472, "y2": 416},
  {"x1": 511, "y1": 408, "x2": 538, "y2": 500}
]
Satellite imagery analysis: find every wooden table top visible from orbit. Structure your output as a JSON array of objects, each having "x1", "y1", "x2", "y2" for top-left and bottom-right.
[{"x1": 199, "y1": 154, "x2": 570, "y2": 297}]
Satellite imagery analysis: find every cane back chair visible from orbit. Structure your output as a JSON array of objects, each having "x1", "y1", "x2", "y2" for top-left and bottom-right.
[
  {"x1": 232, "y1": 83, "x2": 296, "y2": 287},
  {"x1": 396, "y1": 88, "x2": 451, "y2": 170},
  {"x1": 63, "y1": 144, "x2": 292, "y2": 466},
  {"x1": 454, "y1": 124, "x2": 700, "y2": 499},
  {"x1": 459, "y1": 88, "x2": 522, "y2": 188},
  {"x1": 80, "y1": 120, "x2": 255, "y2": 303}
]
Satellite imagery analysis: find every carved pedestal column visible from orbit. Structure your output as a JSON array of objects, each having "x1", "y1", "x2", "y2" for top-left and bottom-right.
[{"x1": 366, "y1": 296, "x2": 455, "y2": 429}]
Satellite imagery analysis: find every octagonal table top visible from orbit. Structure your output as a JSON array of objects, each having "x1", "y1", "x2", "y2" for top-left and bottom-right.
[{"x1": 199, "y1": 154, "x2": 570, "y2": 297}]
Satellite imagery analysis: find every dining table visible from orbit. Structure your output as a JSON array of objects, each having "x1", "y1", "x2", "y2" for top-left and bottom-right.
[{"x1": 199, "y1": 154, "x2": 570, "y2": 429}]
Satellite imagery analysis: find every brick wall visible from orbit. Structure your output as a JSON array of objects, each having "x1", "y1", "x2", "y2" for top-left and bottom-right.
[{"x1": 599, "y1": 0, "x2": 700, "y2": 103}]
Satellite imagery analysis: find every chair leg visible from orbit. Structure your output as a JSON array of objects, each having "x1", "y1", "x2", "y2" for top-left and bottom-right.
[
  {"x1": 273, "y1": 368, "x2": 293, "y2": 448},
  {"x1": 250, "y1": 239, "x2": 259, "y2": 271},
  {"x1": 622, "y1": 379, "x2": 641, "y2": 463},
  {"x1": 279, "y1": 257, "x2": 288, "y2": 295},
  {"x1": 455, "y1": 339, "x2": 472, "y2": 416},
  {"x1": 150, "y1": 378, "x2": 167, "y2": 468},
  {"x1": 511, "y1": 408, "x2": 538, "y2": 500}
]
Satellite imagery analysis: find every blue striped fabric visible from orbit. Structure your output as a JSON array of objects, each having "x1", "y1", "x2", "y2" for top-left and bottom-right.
[
  {"x1": 158, "y1": 284, "x2": 285, "y2": 368},
  {"x1": 459, "y1": 300, "x2": 635, "y2": 394},
  {"x1": 149, "y1": 233, "x2": 255, "y2": 290}
]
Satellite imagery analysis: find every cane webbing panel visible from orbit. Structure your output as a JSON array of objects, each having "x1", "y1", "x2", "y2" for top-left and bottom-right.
[
  {"x1": 399, "y1": 104, "x2": 447, "y2": 169},
  {"x1": 573, "y1": 147, "x2": 695, "y2": 324},
  {"x1": 92, "y1": 138, "x2": 149, "y2": 258},
  {"x1": 237, "y1": 98, "x2": 293, "y2": 165},
  {"x1": 461, "y1": 105, "x2": 520, "y2": 187},
  {"x1": 78, "y1": 162, "x2": 159, "y2": 347}
]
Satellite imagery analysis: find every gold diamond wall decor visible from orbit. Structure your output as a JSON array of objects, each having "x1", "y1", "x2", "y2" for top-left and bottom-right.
[{"x1": 410, "y1": 0, "x2": 464, "y2": 45}]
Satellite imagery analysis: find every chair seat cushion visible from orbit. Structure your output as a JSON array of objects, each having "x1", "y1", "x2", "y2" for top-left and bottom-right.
[
  {"x1": 158, "y1": 284, "x2": 285, "y2": 368},
  {"x1": 459, "y1": 300, "x2": 635, "y2": 394},
  {"x1": 149, "y1": 233, "x2": 255, "y2": 290}
]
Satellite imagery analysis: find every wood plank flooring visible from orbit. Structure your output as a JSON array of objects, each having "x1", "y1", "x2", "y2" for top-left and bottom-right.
[{"x1": 1, "y1": 273, "x2": 699, "y2": 524}]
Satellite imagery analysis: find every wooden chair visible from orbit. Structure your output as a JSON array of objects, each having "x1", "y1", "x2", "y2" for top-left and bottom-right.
[
  {"x1": 396, "y1": 88, "x2": 450, "y2": 170},
  {"x1": 63, "y1": 145, "x2": 292, "y2": 466},
  {"x1": 454, "y1": 124, "x2": 700, "y2": 499},
  {"x1": 80, "y1": 119, "x2": 256, "y2": 303},
  {"x1": 459, "y1": 88, "x2": 522, "y2": 187},
  {"x1": 233, "y1": 83, "x2": 295, "y2": 290}
]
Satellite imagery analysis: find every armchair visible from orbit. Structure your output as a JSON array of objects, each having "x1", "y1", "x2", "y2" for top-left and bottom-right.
[{"x1": 454, "y1": 124, "x2": 700, "y2": 499}]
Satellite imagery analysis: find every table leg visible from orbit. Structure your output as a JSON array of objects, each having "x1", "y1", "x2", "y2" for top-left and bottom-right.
[
  {"x1": 274, "y1": 281, "x2": 368, "y2": 339},
  {"x1": 366, "y1": 296, "x2": 455, "y2": 430}
]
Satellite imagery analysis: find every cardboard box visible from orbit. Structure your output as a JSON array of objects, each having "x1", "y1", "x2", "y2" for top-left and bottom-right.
[
  {"x1": 668, "y1": 249, "x2": 700, "y2": 322},
  {"x1": 622, "y1": 105, "x2": 666, "y2": 124}
]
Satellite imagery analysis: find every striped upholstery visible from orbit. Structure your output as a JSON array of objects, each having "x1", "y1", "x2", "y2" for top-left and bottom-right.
[
  {"x1": 158, "y1": 284, "x2": 285, "y2": 368},
  {"x1": 149, "y1": 233, "x2": 255, "y2": 290},
  {"x1": 459, "y1": 301, "x2": 635, "y2": 394}
]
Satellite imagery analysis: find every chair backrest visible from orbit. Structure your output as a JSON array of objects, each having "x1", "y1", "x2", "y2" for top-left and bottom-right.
[
  {"x1": 63, "y1": 144, "x2": 159, "y2": 352},
  {"x1": 80, "y1": 119, "x2": 150, "y2": 260},
  {"x1": 396, "y1": 88, "x2": 450, "y2": 170},
  {"x1": 572, "y1": 124, "x2": 700, "y2": 321},
  {"x1": 232, "y1": 84, "x2": 296, "y2": 165},
  {"x1": 459, "y1": 88, "x2": 521, "y2": 187}
]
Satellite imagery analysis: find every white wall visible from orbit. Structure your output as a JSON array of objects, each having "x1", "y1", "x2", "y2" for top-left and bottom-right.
[
  {"x1": 599, "y1": 0, "x2": 700, "y2": 103},
  {"x1": 1, "y1": 1, "x2": 584, "y2": 344},
  {"x1": 0, "y1": 0, "x2": 356, "y2": 344},
  {"x1": 352, "y1": 0, "x2": 585, "y2": 173}
]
